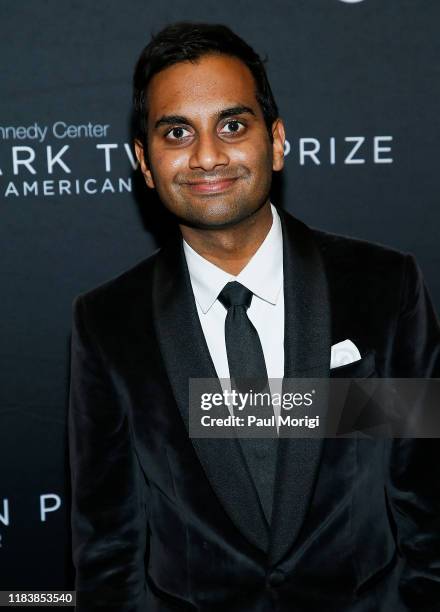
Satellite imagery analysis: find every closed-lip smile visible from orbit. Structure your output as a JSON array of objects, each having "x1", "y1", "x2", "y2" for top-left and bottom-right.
[{"x1": 183, "y1": 177, "x2": 239, "y2": 193}]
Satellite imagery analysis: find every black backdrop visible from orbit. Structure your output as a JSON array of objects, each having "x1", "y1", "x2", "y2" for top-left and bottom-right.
[{"x1": 1, "y1": 0, "x2": 439, "y2": 589}]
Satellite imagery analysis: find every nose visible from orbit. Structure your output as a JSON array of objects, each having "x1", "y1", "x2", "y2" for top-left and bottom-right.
[{"x1": 188, "y1": 132, "x2": 229, "y2": 171}]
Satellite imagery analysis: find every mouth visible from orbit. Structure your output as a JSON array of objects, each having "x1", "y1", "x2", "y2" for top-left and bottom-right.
[{"x1": 182, "y1": 177, "x2": 240, "y2": 194}]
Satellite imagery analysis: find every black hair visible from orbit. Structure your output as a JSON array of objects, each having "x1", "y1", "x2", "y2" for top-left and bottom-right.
[{"x1": 133, "y1": 22, "x2": 279, "y2": 162}]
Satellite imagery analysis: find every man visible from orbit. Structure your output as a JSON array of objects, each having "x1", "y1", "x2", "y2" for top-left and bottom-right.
[{"x1": 69, "y1": 22, "x2": 440, "y2": 611}]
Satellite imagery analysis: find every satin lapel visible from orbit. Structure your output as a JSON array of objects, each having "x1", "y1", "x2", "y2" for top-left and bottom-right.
[
  {"x1": 152, "y1": 238, "x2": 269, "y2": 553},
  {"x1": 269, "y1": 210, "x2": 332, "y2": 567}
]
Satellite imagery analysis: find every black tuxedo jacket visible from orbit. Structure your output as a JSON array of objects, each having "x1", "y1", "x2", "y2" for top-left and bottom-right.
[{"x1": 69, "y1": 208, "x2": 440, "y2": 611}]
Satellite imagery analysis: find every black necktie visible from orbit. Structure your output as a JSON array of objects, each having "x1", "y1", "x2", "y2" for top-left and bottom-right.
[
  {"x1": 218, "y1": 281, "x2": 269, "y2": 394},
  {"x1": 218, "y1": 281, "x2": 278, "y2": 525}
]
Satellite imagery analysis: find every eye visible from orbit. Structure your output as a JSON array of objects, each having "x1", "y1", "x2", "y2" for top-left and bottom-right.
[
  {"x1": 165, "y1": 126, "x2": 191, "y2": 141},
  {"x1": 219, "y1": 120, "x2": 245, "y2": 136}
]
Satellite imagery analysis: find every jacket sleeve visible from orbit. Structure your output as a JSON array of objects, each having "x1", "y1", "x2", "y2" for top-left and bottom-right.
[
  {"x1": 68, "y1": 295, "x2": 149, "y2": 611},
  {"x1": 386, "y1": 254, "x2": 440, "y2": 610}
]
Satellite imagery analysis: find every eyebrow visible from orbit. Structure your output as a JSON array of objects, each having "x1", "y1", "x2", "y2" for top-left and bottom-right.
[{"x1": 154, "y1": 105, "x2": 256, "y2": 130}]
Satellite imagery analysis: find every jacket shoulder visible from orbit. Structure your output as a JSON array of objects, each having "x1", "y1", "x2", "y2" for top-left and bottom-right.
[
  {"x1": 311, "y1": 226, "x2": 410, "y2": 267},
  {"x1": 72, "y1": 249, "x2": 161, "y2": 315},
  {"x1": 309, "y1": 226, "x2": 414, "y2": 324}
]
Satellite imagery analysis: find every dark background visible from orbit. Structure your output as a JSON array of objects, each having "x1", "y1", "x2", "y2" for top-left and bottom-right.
[{"x1": 1, "y1": 0, "x2": 439, "y2": 588}]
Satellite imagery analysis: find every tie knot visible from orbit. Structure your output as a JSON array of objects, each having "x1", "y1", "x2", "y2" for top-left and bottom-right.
[{"x1": 218, "y1": 281, "x2": 253, "y2": 310}]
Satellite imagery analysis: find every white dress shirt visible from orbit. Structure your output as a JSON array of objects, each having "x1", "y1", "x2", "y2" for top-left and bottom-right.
[{"x1": 183, "y1": 203, "x2": 285, "y2": 403}]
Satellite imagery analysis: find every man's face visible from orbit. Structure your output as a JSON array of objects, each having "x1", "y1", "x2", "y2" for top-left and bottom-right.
[{"x1": 135, "y1": 53, "x2": 285, "y2": 229}]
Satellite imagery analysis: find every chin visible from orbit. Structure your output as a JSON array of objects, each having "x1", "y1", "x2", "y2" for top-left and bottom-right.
[
  {"x1": 183, "y1": 197, "x2": 266, "y2": 229},
  {"x1": 187, "y1": 206, "x2": 258, "y2": 230}
]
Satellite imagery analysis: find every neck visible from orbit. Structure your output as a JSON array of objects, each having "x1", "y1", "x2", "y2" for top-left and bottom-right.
[{"x1": 180, "y1": 201, "x2": 273, "y2": 275}]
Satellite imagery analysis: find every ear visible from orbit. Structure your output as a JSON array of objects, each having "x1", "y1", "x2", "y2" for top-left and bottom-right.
[
  {"x1": 271, "y1": 118, "x2": 286, "y2": 172},
  {"x1": 134, "y1": 139, "x2": 155, "y2": 189}
]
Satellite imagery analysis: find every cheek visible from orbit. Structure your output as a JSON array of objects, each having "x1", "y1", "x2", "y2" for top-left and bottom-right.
[
  {"x1": 151, "y1": 150, "x2": 188, "y2": 181},
  {"x1": 230, "y1": 144, "x2": 272, "y2": 175}
]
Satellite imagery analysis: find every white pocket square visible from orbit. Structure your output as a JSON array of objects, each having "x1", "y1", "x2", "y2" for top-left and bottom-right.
[{"x1": 330, "y1": 339, "x2": 362, "y2": 369}]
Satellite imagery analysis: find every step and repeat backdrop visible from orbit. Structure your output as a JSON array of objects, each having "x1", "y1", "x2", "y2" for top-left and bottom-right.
[{"x1": 1, "y1": 0, "x2": 439, "y2": 590}]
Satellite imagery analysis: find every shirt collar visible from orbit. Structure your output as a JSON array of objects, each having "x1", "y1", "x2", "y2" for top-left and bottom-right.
[{"x1": 183, "y1": 203, "x2": 283, "y2": 314}]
